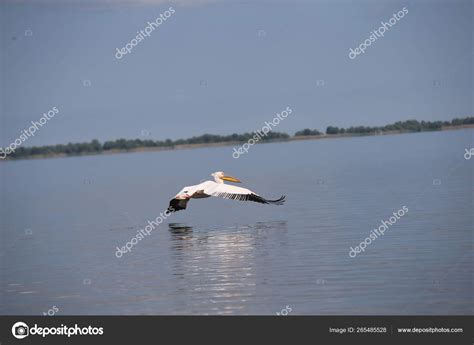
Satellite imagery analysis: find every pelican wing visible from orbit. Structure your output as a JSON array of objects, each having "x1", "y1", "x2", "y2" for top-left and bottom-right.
[
  {"x1": 167, "y1": 198, "x2": 189, "y2": 212},
  {"x1": 204, "y1": 183, "x2": 285, "y2": 205}
]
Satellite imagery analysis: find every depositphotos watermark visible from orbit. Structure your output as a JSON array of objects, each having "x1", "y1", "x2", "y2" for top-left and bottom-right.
[
  {"x1": 276, "y1": 305, "x2": 292, "y2": 316},
  {"x1": 464, "y1": 148, "x2": 474, "y2": 160},
  {"x1": 12, "y1": 321, "x2": 103, "y2": 339},
  {"x1": 0, "y1": 106, "x2": 59, "y2": 159},
  {"x1": 349, "y1": 6, "x2": 408, "y2": 60},
  {"x1": 349, "y1": 206, "x2": 408, "y2": 258},
  {"x1": 115, "y1": 7, "x2": 175, "y2": 59},
  {"x1": 42, "y1": 305, "x2": 59, "y2": 316},
  {"x1": 232, "y1": 106, "x2": 292, "y2": 159},
  {"x1": 115, "y1": 206, "x2": 174, "y2": 258}
]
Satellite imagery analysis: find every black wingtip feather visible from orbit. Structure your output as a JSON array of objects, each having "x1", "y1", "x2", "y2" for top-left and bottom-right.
[
  {"x1": 247, "y1": 194, "x2": 285, "y2": 205},
  {"x1": 266, "y1": 195, "x2": 286, "y2": 205},
  {"x1": 168, "y1": 198, "x2": 187, "y2": 213}
]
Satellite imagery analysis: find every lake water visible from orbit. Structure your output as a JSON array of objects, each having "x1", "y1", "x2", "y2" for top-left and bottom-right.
[{"x1": 1, "y1": 129, "x2": 472, "y2": 315}]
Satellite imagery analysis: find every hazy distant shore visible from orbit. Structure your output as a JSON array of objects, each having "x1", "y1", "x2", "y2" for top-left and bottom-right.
[{"x1": 2, "y1": 124, "x2": 472, "y2": 162}]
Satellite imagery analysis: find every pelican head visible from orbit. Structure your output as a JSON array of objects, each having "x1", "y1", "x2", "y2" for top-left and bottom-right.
[{"x1": 211, "y1": 171, "x2": 241, "y2": 184}]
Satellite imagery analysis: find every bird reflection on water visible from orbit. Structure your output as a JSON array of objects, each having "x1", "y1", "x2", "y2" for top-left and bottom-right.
[{"x1": 167, "y1": 221, "x2": 288, "y2": 314}]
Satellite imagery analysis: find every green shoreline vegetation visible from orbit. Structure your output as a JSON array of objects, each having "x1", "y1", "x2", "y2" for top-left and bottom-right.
[{"x1": 3, "y1": 117, "x2": 473, "y2": 160}]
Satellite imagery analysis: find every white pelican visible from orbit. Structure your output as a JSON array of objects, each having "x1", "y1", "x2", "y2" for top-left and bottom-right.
[{"x1": 168, "y1": 171, "x2": 285, "y2": 212}]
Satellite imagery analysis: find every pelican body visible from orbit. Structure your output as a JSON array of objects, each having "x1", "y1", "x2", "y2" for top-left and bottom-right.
[{"x1": 168, "y1": 171, "x2": 285, "y2": 212}]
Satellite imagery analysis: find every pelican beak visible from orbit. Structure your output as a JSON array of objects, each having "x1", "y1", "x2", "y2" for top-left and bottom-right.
[{"x1": 221, "y1": 175, "x2": 241, "y2": 183}]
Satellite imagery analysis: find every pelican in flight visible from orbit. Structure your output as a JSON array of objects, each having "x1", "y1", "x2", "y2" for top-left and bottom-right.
[{"x1": 168, "y1": 171, "x2": 285, "y2": 212}]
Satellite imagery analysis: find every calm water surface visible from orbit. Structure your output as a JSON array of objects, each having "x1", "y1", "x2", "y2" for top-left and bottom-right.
[{"x1": 1, "y1": 129, "x2": 472, "y2": 314}]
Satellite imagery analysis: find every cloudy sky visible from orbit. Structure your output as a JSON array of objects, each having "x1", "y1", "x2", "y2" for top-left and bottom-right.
[{"x1": 1, "y1": 0, "x2": 472, "y2": 146}]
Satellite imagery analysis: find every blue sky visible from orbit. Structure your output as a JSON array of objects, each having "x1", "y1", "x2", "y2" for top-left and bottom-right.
[{"x1": 0, "y1": 0, "x2": 472, "y2": 146}]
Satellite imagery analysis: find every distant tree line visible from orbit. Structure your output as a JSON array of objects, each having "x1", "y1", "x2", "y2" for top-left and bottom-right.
[
  {"x1": 294, "y1": 129, "x2": 323, "y2": 136},
  {"x1": 321, "y1": 117, "x2": 474, "y2": 136},
  {"x1": 7, "y1": 132, "x2": 290, "y2": 159},
  {"x1": 5, "y1": 117, "x2": 473, "y2": 159}
]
